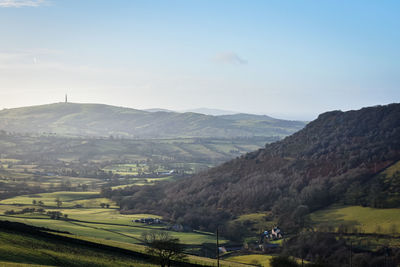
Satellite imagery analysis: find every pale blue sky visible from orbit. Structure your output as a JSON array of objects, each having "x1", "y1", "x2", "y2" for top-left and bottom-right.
[{"x1": 0, "y1": 0, "x2": 399, "y2": 119}]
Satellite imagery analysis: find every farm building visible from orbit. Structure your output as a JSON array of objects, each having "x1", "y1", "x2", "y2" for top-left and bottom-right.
[{"x1": 133, "y1": 217, "x2": 162, "y2": 224}]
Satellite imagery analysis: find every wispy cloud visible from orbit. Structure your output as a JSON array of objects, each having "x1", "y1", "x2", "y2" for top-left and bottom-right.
[
  {"x1": 214, "y1": 52, "x2": 247, "y2": 65},
  {"x1": 0, "y1": 0, "x2": 46, "y2": 8}
]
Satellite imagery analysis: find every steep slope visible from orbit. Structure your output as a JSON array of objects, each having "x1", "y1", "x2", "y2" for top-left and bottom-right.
[
  {"x1": 115, "y1": 103, "x2": 400, "y2": 230},
  {"x1": 0, "y1": 221, "x2": 156, "y2": 267},
  {"x1": 0, "y1": 103, "x2": 306, "y2": 138}
]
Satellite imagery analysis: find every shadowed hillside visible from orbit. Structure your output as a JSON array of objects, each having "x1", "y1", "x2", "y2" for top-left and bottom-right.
[
  {"x1": 0, "y1": 103, "x2": 306, "y2": 138},
  {"x1": 114, "y1": 103, "x2": 400, "y2": 231}
]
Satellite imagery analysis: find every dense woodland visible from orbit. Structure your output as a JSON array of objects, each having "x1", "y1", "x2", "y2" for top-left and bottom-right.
[{"x1": 112, "y1": 104, "x2": 400, "y2": 233}]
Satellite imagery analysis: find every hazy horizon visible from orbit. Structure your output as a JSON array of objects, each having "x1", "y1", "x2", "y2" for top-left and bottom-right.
[{"x1": 1, "y1": 0, "x2": 399, "y2": 120}]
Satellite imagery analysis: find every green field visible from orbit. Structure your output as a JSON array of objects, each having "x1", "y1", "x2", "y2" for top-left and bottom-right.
[
  {"x1": 0, "y1": 191, "x2": 226, "y2": 247},
  {"x1": 382, "y1": 160, "x2": 400, "y2": 177},
  {"x1": 111, "y1": 176, "x2": 174, "y2": 189},
  {"x1": 225, "y1": 254, "x2": 274, "y2": 267},
  {"x1": 0, "y1": 192, "x2": 101, "y2": 207},
  {"x1": 103, "y1": 163, "x2": 151, "y2": 176},
  {"x1": 0, "y1": 214, "x2": 224, "y2": 246},
  {"x1": 234, "y1": 212, "x2": 274, "y2": 230},
  {"x1": 0, "y1": 226, "x2": 252, "y2": 267},
  {"x1": 53, "y1": 233, "x2": 252, "y2": 267},
  {"x1": 0, "y1": 262, "x2": 49, "y2": 267},
  {"x1": 0, "y1": 227, "x2": 156, "y2": 267},
  {"x1": 228, "y1": 212, "x2": 276, "y2": 243},
  {"x1": 309, "y1": 205, "x2": 400, "y2": 235}
]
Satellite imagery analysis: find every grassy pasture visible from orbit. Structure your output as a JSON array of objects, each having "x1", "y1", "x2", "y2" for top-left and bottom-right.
[
  {"x1": 103, "y1": 163, "x2": 149, "y2": 176},
  {"x1": 309, "y1": 205, "x2": 400, "y2": 235},
  {"x1": 56, "y1": 208, "x2": 161, "y2": 224},
  {"x1": 235, "y1": 212, "x2": 271, "y2": 225},
  {"x1": 0, "y1": 213, "x2": 225, "y2": 246},
  {"x1": 0, "y1": 227, "x2": 156, "y2": 267},
  {"x1": 0, "y1": 216, "x2": 145, "y2": 244},
  {"x1": 55, "y1": 233, "x2": 251, "y2": 267},
  {"x1": 231, "y1": 212, "x2": 276, "y2": 240},
  {"x1": 225, "y1": 254, "x2": 274, "y2": 267},
  {"x1": 1, "y1": 191, "x2": 226, "y2": 246},
  {"x1": 206, "y1": 143, "x2": 238, "y2": 154},
  {"x1": 69, "y1": 197, "x2": 117, "y2": 208},
  {"x1": 0, "y1": 261, "x2": 50, "y2": 267},
  {"x1": 0, "y1": 191, "x2": 100, "y2": 207},
  {"x1": 104, "y1": 164, "x2": 177, "y2": 177},
  {"x1": 0, "y1": 172, "x2": 31, "y2": 180},
  {"x1": 225, "y1": 254, "x2": 308, "y2": 267},
  {"x1": 111, "y1": 182, "x2": 146, "y2": 189},
  {"x1": 111, "y1": 176, "x2": 174, "y2": 189},
  {"x1": 0, "y1": 158, "x2": 21, "y2": 163},
  {"x1": 383, "y1": 160, "x2": 400, "y2": 177}
]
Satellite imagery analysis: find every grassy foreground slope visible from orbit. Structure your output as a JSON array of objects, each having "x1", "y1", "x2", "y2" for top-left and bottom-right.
[
  {"x1": 0, "y1": 222, "x2": 156, "y2": 267},
  {"x1": 0, "y1": 221, "x2": 252, "y2": 267},
  {"x1": 224, "y1": 254, "x2": 273, "y2": 267}
]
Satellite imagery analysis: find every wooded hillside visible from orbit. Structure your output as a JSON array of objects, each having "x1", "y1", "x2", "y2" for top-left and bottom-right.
[{"x1": 114, "y1": 104, "x2": 400, "y2": 231}]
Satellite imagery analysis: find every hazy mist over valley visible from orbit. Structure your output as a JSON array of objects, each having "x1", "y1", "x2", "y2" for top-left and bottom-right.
[{"x1": 0, "y1": 1, "x2": 399, "y2": 267}]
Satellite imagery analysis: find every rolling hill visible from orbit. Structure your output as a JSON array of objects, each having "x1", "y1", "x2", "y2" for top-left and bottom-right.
[
  {"x1": 0, "y1": 103, "x2": 306, "y2": 139},
  {"x1": 181, "y1": 108, "x2": 237, "y2": 116},
  {"x1": 114, "y1": 103, "x2": 400, "y2": 230}
]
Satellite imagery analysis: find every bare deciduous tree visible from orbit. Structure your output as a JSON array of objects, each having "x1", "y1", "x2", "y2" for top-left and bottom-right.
[{"x1": 141, "y1": 231, "x2": 186, "y2": 267}]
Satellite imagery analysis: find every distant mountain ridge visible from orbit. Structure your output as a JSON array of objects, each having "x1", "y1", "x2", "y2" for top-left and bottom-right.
[
  {"x1": 115, "y1": 103, "x2": 400, "y2": 230},
  {"x1": 180, "y1": 108, "x2": 237, "y2": 116},
  {"x1": 0, "y1": 102, "x2": 306, "y2": 139},
  {"x1": 144, "y1": 108, "x2": 176, "y2": 113}
]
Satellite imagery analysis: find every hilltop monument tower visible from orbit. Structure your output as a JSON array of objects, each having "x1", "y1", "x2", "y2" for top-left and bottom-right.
[{"x1": 65, "y1": 94, "x2": 68, "y2": 103}]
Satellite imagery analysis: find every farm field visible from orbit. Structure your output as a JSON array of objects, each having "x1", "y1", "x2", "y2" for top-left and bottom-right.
[
  {"x1": 309, "y1": 205, "x2": 400, "y2": 235},
  {"x1": 224, "y1": 254, "x2": 309, "y2": 267},
  {"x1": 0, "y1": 191, "x2": 227, "y2": 247},
  {"x1": 224, "y1": 254, "x2": 274, "y2": 267},
  {"x1": 110, "y1": 176, "x2": 175, "y2": 188},
  {"x1": 0, "y1": 134, "x2": 272, "y2": 204},
  {"x1": 234, "y1": 212, "x2": 275, "y2": 231},
  {"x1": 56, "y1": 234, "x2": 252, "y2": 267},
  {"x1": 0, "y1": 134, "x2": 271, "y2": 169},
  {"x1": 0, "y1": 191, "x2": 102, "y2": 207},
  {"x1": 0, "y1": 213, "x2": 223, "y2": 245}
]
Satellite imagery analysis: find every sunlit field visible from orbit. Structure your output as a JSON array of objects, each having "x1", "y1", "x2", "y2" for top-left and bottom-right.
[
  {"x1": 310, "y1": 205, "x2": 400, "y2": 235},
  {"x1": 0, "y1": 191, "x2": 226, "y2": 246}
]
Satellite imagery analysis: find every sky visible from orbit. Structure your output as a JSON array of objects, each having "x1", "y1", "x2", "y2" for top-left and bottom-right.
[{"x1": 0, "y1": 0, "x2": 399, "y2": 120}]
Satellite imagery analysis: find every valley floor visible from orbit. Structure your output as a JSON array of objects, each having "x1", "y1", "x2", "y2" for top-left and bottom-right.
[{"x1": 0, "y1": 191, "x2": 253, "y2": 267}]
